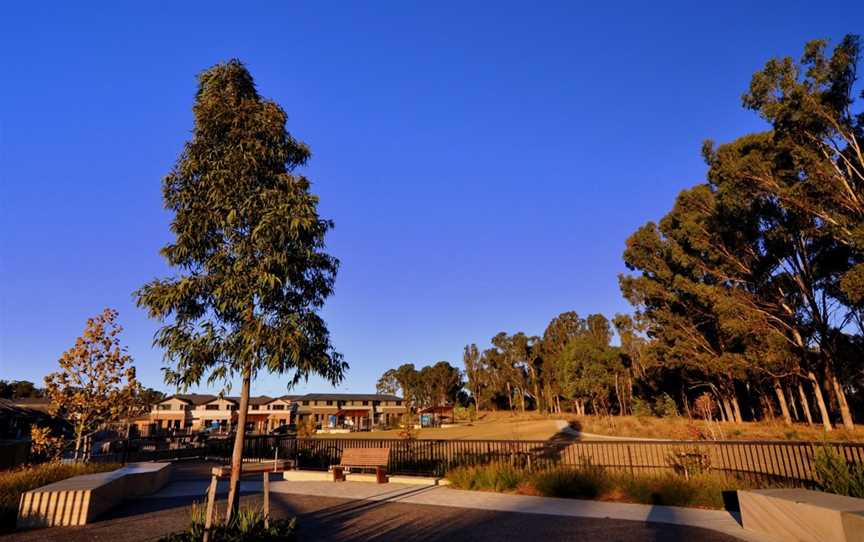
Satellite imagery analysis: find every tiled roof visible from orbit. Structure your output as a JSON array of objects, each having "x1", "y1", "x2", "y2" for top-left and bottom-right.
[
  {"x1": 172, "y1": 394, "x2": 217, "y2": 405},
  {"x1": 300, "y1": 393, "x2": 402, "y2": 402},
  {"x1": 159, "y1": 392, "x2": 402, "y2": 405}
]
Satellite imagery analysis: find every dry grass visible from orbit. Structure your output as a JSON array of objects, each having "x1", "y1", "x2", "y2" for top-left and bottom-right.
[
  {"x1": 574, "y1": 415, "x2": 864, "y2": 442},
  {"x1": 319, "y1": 410, "x2": 864, "y2": 442},
  {"x1": 320, "y1": 412, "x2": 564, "y2": 441},
  {"x1": 446, "y1": 462, "x2": 752, "y2": 509}
]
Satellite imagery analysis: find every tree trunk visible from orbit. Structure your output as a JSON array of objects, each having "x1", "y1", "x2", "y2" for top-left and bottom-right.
[
  {"x1": 809, "y1": 370, "x2": 833, "y2": 432},
  {"x1": 773, "y1": 379, "x2": 792, "y2": 425},
  {"x1": 827, "y1": 367, "x2": 855, "y2": 431},
  {"x1": 731, "y1": 395, "x2": 743, "y2": 424},
  {"x1": 786, "y1": 386, "x2": 800, "y2": 421},
  {"x1": 74, "y1": 429, "x2": 83, "y2": 462},
  {"x1": 797, "y1": 380, "x2": 814, "y2": 426},
  {"x1": 225, "y1": 367, "x2": 252, "y2": 520},
  {"x1": 720, "y1": 397, "x2": 734, "y2": 423},
  {"x1": 533, "y1": 380, "x2": 542, "y2": 413},
  {"x1": 763, "y1": 395, "x2": 775, "y2": 420}
]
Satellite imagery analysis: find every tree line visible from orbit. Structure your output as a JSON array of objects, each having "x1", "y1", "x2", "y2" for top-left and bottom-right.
[{"x1": 375, "y1": 35, "x2": 864, "y2": 433}]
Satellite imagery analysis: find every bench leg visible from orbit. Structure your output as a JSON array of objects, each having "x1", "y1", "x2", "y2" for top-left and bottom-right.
[
  {"x1": 376, "y1": 467, "x2": 388, "y2": 484},
  {"x1": 333, "y1": 467, "x2": 344, "y2": 482},
  {"x1": 263, "y1": 472, "x2": 270, "y2": 528},
  {"x1": 203, "y1": 473, "x2": 218, "y2": 542}
]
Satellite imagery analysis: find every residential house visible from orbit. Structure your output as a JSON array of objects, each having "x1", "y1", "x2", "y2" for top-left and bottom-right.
[{"x1": 139, "y1": 393, "x2": 404, "y2": 434}]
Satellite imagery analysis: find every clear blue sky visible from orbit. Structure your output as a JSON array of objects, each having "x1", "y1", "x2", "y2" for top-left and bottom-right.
[{"x1": 1, "y1": 2, "x2": 861, "y2": 396}]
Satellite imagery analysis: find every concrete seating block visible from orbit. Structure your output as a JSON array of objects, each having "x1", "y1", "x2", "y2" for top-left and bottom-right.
[
  {"x1": 282, "y1": 470, "x2": 331, "y2": 481},
  {"x1": 738, "y1": 488, "x2": 864, "y2": 542},
  {"x1": 17, "y1": 462, "x2": 172, "y2": 528}
]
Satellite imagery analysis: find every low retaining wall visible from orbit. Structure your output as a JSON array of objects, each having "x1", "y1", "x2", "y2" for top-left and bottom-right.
[{"x1": 17, "y1": 462, "x2": 172, "y2": 528}]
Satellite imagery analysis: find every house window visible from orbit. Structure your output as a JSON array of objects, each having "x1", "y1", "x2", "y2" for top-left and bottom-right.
[
  {"x1": 373, "y1": 401, "x2": 380, "y2": 407},
  {"x1": 396, "y1": 401, "x2": 402, "y2": 407},
  {"x1": 271, "y1": 404, "x2": 285, "y2": 411},
  {"x1": 302, "y1": 401, "x2": 309, "y2": 406},
  {"x1": 157, "y1": 404, "x2": 171, "y2": 411},
  {"x1": 206, "y1": 404, "x2": 219, "y2": 411},
  {"x1": 326, "y1": 400, "x2": 333, "y2": 406},
  {"x1": 362, "y1": 401, "x2": 369, "y2": 406}
]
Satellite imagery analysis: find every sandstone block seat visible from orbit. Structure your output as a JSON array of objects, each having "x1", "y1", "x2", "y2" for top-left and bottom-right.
[
  {"x1": 738, "y1": 488, "x2": 864, "y2": 542},
  {"x1": 17, "y1": 462, "x2": 172, "y2": 528}
]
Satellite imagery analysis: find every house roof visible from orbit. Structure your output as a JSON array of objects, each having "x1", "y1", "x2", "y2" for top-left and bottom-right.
[
  {"x1": 168, "y1": 394, "x2": 217, "y2": 405},
  {"x1": 159, "y1": 392, "x2": 402, "y2": 405},
  {"x1": 300, "y1": 393, "x2": 402, "y2": 402}
]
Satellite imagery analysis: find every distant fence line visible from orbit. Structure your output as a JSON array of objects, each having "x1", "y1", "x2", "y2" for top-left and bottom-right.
[
  {"x1": 237, "y1": 436, "x2": 862, "y2": 485},
  {"x1": 79, "y1": 436, "x2": 864, "y2": 486}
]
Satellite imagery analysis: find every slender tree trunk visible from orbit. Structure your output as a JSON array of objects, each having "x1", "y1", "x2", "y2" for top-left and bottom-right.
[
  {"x1": 763, "y1": 395, "x2": 775, "y2": 420},
  {"x1": 786, "y1": 386, "x2": 800, "y2": 421},
  {"x1": 533, "y1": 380, "x2": 542, "y2": 413},
  {"x1": 773, "y1": 379, "x2": 792, "y2": 425},
  {"x1": 797, "y1": 380, "x2": 813, "y2": 426},
  {"x1": 74, "y1": 426, "x2": 83, "y2": 462},
  {"x1": 809, "y1": 370, "x2": 833, "y2": 432},
  {"x1": 226, "y1": 366, "x2": 252, "y2": 520},
  {"x1": 828, "y1": 368, "x2": 854, "y2": 431},
  {"x1": 721, "y1": 397, "x2": 734, "y2": 423},
  {"x1": 731, "y1": 396, "x2": 743, "y2": 424}
]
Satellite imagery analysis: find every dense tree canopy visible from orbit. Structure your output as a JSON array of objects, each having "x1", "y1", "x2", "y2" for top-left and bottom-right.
[{"x1": 136, "y1": 59, "x2": 343, "y2": 517}]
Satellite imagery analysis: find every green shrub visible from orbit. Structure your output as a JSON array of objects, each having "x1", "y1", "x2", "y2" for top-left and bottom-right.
[
  {"x1": 529, "y1": 467, "x2": 611, "y2": 499},
  {"x1": 654, "y1": 394, "x2": 679, "y2": 418},
  {"x1": 447, "y1": 463, "x2": 525, "y2": 492},
  {"x1": 631, "y1": 398, "x2": 653, "y2": 418},
  {"x1": 0, "y1": 461, "x2": 120, "y2": 533},
  {"x1": 446, "y1": 463, "x2": 750, "y2": 509},
  {"x1": 620, "y1": 472, "x2": 741, "y2": 508},
  {"x1": 814, "y1": 447, "x2": 864, "y2": 498},
  {"x1": 159, "y1": 502, "x2": 296, "y2": 542}
]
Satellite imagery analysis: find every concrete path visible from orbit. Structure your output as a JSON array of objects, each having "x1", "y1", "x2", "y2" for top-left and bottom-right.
[{"x1": 146, "y1": 479, "x2": 779, "y2": 542}]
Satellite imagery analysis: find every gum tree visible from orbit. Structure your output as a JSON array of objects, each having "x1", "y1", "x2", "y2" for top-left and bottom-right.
[{"x1": 136, "y1": 60, "x2": 344, "y2": 518}]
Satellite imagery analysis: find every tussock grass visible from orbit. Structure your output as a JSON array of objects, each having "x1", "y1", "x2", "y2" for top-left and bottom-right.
[
  {"x1": 0, "y1": 461, "x2": 120, "y2": 533},
  {"x1": 446, "y1": 463, "x2": 754, "y2": 509},
  {"x1": 574, "y1": 415, "x2": 864, "y2": 442}
]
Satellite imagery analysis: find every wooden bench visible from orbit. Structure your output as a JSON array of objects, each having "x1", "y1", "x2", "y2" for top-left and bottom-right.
[
  {"x1": 331, "y1": 448, "x2": 390, "y2": 483},
  {"x1": 738, "y1": 488, "x2": 864, "y2": 542}
]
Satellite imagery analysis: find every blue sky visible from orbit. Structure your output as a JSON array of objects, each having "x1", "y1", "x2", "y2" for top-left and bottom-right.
[{"x1": 1, "y1": 2, "x2": 861, "y2": 396}]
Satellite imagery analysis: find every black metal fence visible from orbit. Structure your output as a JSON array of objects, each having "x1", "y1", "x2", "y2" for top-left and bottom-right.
[
  {"x1": 236, "y1": 436, "x2": 864, "y2": 485},
  {"x1": 80, "y1": 434, "x2": 864, "y2": 486}
]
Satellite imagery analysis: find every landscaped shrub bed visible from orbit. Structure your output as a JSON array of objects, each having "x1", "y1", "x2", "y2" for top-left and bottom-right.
[
  {"x1": 446, "y1": 462, "x2": 752, "y2": 509},
  {"x1": 0, "y1": 461, "x2": 120, "y2": 533},
  {"x1": 158, "y1": 502, "x2": 295, "y2": 542}
]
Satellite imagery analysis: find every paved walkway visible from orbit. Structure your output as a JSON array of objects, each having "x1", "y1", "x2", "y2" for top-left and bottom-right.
[
  {"x1": 3, "y1": 460, "x2": 780, "y2": 542},
  {"x1": 149, "y1": 479, "x2": 778, "y2": 542}
]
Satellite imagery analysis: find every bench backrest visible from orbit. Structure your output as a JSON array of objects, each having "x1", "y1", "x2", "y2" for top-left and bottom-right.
[
  {"x1": 211, "y1": 459, "x2": 291, "y2": 477},
  {"x1": 339, "y1": 447, "x2": 390, "y2": 467}
]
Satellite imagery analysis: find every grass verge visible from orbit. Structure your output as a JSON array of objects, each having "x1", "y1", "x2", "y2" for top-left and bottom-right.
[
  {"x1": 0, "y1": 461, "x2": 120, "y2": 533},
  {"x1": 447, "y1": 462, "x2": 752, "y2": 509}
]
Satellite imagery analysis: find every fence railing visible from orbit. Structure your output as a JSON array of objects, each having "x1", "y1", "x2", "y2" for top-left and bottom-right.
[
  {"x1": 77, "y1": 434, "x2": 864, "y2": 486},
  {"x1": 234, "y1": 436, "x2": 864, "y2": 485}
]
